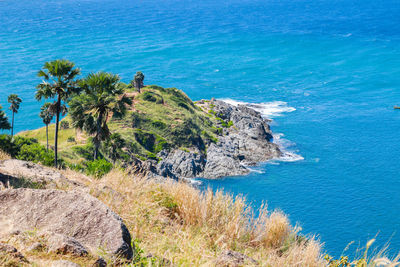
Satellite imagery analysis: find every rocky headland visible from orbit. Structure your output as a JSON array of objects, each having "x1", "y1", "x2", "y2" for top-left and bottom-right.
[
  {"x1": 19, "y1": 85, "x2": 282, "y2": 181},
  {"x1": 152, "y1": 100, "x2": 281, "y2": 179}
]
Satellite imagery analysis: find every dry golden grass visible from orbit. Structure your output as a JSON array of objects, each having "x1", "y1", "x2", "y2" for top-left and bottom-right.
[
  {"x1": 0, "y1": 149, "x2": 11, "y2": 161},
  {"x1": 79, "y1": 169, "x2": 325, "y2": 266},
  {"x1": 3, "y1": 165, "x2": 399, "y2": 266}
]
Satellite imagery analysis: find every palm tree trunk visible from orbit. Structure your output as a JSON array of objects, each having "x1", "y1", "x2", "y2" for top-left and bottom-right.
[
  {"x1": 54, "y1": 95, "x2": 61, "y2": 168},
  {"x1": 94, "y1": 113, "x2": 103, "y2": 160},
  {"x1": 46, "y1": 124, "x2": 49, "y2": 151},
  {"x1": 11, "y1": 111, "x2": 14, "y2": 137}
]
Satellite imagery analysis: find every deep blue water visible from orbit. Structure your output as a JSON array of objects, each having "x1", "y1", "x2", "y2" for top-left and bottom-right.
[{"x1": 1, "y1": 0, "x2": 400, "y2": 257}]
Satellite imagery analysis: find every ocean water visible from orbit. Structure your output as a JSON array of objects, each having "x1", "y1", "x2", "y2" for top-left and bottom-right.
[{"x1": 1, "y1": 0, "x2": 400, "y2": 257}]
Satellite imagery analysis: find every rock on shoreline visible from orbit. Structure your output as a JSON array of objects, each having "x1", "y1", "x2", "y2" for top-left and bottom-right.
[{"x1": 149, "y1": 100, "x2": 281, "y2": 179}]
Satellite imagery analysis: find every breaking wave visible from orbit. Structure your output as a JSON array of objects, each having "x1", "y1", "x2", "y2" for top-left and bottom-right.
[{"x1": 220, "y1": 99, "x2": 303, "y2": 162}]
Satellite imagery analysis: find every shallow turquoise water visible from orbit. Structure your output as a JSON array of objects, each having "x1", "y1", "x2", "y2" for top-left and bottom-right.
[{"x1": 1, "y1": 0, "x2": 399, "y2": 257}]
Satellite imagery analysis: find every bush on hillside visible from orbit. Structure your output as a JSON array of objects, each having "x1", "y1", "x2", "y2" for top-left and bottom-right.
[
  {"x1": 86, "y1": 158, "x2": 113, "y2": 178},
  {"x1": 0, "y1": 134, "x2": 39, "y2": 157},
  {"x1": 17, "y1": 143, "x2": 55, "y2": 166},
  {"x1": 60, "y1": 120, "x2": 70, "y2": 129}
]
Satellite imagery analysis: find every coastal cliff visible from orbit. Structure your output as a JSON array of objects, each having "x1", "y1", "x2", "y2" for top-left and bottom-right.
[{"x1": 152, "y1": 100, "x2": 281, "y2": 179}]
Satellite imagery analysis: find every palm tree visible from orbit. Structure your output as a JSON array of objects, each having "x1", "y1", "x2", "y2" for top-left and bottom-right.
[
  {"x1": 39, "y1": 102, "x2": 54, "y2": 151},
  {"x1": 132, "y1": 71, "x2": 145, "y2": 93},
  {"x1": 69, "y1": 72, "x2": 132, "y2": 160},
  {"x1": 103, "y1": 133, "x2": 126, "y2": 163},
  {"x1": 35, "y1": 59, "x2": 81, "y2": 167},
  {"x1": 0, "y1": 105, "x2": 11, "y2": 130},
  {"x1": 7, "y1": 94, "x2": 22, "y2": 136}
]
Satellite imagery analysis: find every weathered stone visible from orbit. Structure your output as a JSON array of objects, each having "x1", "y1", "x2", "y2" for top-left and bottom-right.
[
  {"x1": 0, "y1": 159, "x2": 80, "y2": 189},
  {"x1": 48, "y1": 234, "x2": 88, "y2": 256},
  {"x1": 0, "y1": 188, "x2": 134, "y2": 259},
  {"x1": 215, "y1": 250, "x2": 258, "y2": 267},
  {"x1": 92, "y1": 257, "x2": 107, "y2": 267},
  {"x1": 157, "y1": 150, "x2": 205, "y2": 179},
  {"x1": 51, "y1": 260, "x2": 81, "y2": 267}
]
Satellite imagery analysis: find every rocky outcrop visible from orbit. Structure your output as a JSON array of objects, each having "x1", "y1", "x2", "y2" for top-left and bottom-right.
[
  {"x1": 0, "y1": 159, "x2": 80, "y2": 189},
  {"x1": 0, "y1": 188, "x2": 133, "y2": 259},
  {"x1": 153, "y1": 100, "x2": 281, "y2": 179}
]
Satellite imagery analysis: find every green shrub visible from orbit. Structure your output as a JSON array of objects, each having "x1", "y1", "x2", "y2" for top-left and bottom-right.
[
  {"x1": 134, "y1": 129, "x2": 156, "y2": 151},
  {"x1": 17, "y1": 143, "x2": 55, "y2": 166},
  {"x1": 72, "y1": 143, "x2": 95, "y2": 161},
  {"x1": 67, "y1": 136, "x2": 75, "y2": 143},
  {"x1": 141, "y1": 91, "x2": 163, "y2": 104},
  {"x1": 60, "y1": 120, "x2": 69, "y2": 129},
  {"x1": 146, "y1": 152, "x2": 158, "y2": 160},
  {"x1": 0, "y1": 134, "x2": 16, "y2": 156},
  {"x1": 86, "y1": 159, "x2": 113, "y2": 178},
  {"x1": 67, "y1": 162, "x2": 85, "y2": 172},
  {"x1": 151, "y1": 120, "x2": 167, "y2": 130},
  {"x1": 148, "y1": 85, "x2": 166, "y2": 92}
]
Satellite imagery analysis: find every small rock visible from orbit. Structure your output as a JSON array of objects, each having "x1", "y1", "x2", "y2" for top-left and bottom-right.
[
  {"x1": 48, "y1": 234, "x2": 88, "y2": 256},
  {"x1": 51, "y1": 260, "x2": 81, "y2": 267},
  {"x1": 92, "y1": 257, "x2": 107, "y2": 267},
  {"x1": 215, "y1": 250, "x2": 258, "y2": 267}
]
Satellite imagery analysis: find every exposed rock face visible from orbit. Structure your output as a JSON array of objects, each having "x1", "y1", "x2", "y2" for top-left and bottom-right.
[
  {"x1": 0, "y1": 159, "x2": 79, "y2": 189},
  {"x1": 0, "y1": 188, "x2": 133, "y2": 259},
  {"x1": 156, "y1": 150, "x2": 205, "y2": 179},
  {"x1": 154, "y1": 100, "x2": 281, "y2": 179}
]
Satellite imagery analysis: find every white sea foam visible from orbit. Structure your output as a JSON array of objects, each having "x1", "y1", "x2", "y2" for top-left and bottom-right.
[
  {"x1": 220, "y1": 99, "x2": 303, "y2": 162},
  {"x1": 220, "y1": 99, "x2": 296, "y2": 118}
]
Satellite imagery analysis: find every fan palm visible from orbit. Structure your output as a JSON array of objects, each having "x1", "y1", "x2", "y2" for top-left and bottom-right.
[
  {"x1": 0, "y1": 105, "x2": 11, "y2": 130},
  {"x1": 35, "y1": 59, "x2": 81, "y2": 167},
  {"x1": 69, "y1": 72, "x2": 132, "y2": 160},
  {"x1": 103, "y1": 133, "x2": 126, "y2": 163},
  {"x1": 7, "y1": 94, "x2": 22, "y2": 136},
  {"x1": 133, "y1": 71, "x2": 145, "y2": 92},
  {"x1": 39, "y1": 102, "x2": 54, "y2": 151}
]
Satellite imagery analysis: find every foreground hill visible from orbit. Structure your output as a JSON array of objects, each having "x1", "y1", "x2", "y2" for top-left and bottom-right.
[
  {"x1": 0, "y1": 157, "x2": 325, "y2": 266},
  {"x1": 20, "y1": 85, "x2": 281, "y2": 179}
]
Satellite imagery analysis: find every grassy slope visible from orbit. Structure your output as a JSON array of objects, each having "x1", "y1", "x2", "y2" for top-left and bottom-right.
[
  {"x1": 19, "y1": 85, "x2": 221, "y2": 164},
  {"x1": 0, "y1": 167, "x2": 326, "y2": 266}
]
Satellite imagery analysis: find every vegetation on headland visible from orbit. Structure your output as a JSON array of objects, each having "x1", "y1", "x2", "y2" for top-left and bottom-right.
[{"x1": 13, "y1": 60, "x2": 224, "y2": 174}]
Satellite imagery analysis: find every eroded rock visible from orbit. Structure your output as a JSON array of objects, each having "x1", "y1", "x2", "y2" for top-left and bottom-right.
[
  {"x1": 0, "y1": 159, "x2": 79, "y2": 189},
  {"x1": 0, "y1": 188, "x2": 134, "y2": 259}
]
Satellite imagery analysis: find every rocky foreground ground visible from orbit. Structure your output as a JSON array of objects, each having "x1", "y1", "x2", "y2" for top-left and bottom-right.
[{"x1": 0, "y1": 159, "x2": 272, "y2": 266}]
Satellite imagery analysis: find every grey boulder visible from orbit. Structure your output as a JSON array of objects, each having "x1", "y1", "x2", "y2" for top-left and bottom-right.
[{"x1": 0, "y1": 188, "x2": 133, "y2": 259}]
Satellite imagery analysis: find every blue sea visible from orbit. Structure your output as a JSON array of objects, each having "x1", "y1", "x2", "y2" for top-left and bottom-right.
[{"x1": 1, "y1": 0, "x2": 399, "y2": 257}]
